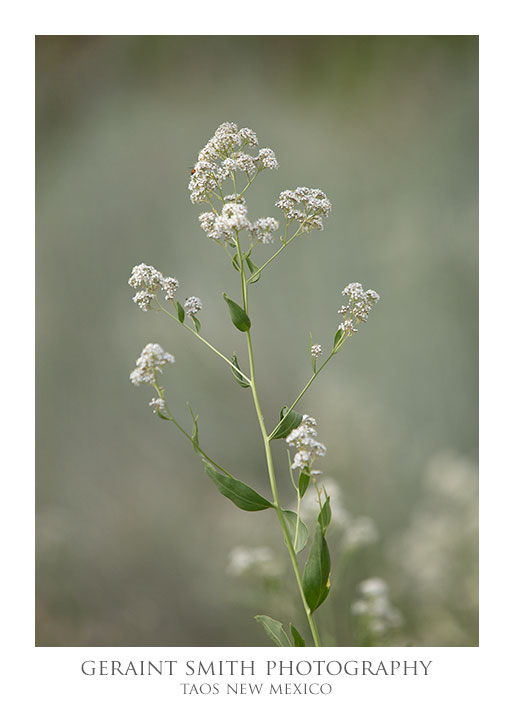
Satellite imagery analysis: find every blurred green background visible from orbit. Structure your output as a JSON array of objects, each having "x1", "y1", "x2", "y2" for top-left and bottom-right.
[{"x1": 36, "y1": 36, "x2": 478, "y2": 646}]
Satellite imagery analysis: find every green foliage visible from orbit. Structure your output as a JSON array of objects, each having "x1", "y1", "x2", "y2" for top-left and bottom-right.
[
  {"x1": 231, "y1": 353, "x2": 250, "y2": 388},
  {"x1": 298, "y1": 472, "x2": 310, "y2": 498},
  {"x1": 254, "y1": 615, "x2": 291, "y2": 647},
  {"x1": 192, "y1": 315, "x2": 201, "y2": 333},
  {"x1": 176, "y1": 301, "x2": 185, "y2": 324},
  {"x1": 246, "y1": 255, "x2": 261, "y2": 283},
  {"x1": 223, "y1": 293, "x2": 251, "y2": 332},
  {"x1": 302, "y1": 522, "x2": 331, "y2": 612},
  {"x1": 333, "y1": 328, "x2": 344, "y2": 353},
  {"x1": 202, "y1": 461, "x2": 273, "y2": 511},
  {"x1": 187, "y1": 403, "x2": 201, "y2": 454},
  {"x1": 270, "y1": 408, "x2": 303, "y2": 440},
  {"x1": 317, "y1": 497, "x2": 332, "y2": 534},
  {"x1": 282, "y1": 510, "x2": 309, "y2": 553},
  {"x1": 290, "y1": 623, "x2": 306, "y2": 647}
]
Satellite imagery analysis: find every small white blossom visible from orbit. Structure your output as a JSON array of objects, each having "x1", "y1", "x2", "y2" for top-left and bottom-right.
[
  {"x1": 128, "y1": 263, "x2": 163, "y2": 291},
  {"x1": 338, "y1": 282, "x2": 380, "y2": 335},
  {"x1": 132, "y1": 290, "x2": 154, "y2": 312},
  {"x1": 149, "y1": 397, "x2": 166, "y2": 415},
  {"x1": 343, "y1": 516, "x2": 379, "y2": 550},
  {"x1": 249, "y1": 216, "x2": 279, "y2": 244},
  {"x1": 130, "y1": 343, "x2": 174, "y2": 386},
  {"x1": 257, "y1": 147, "x2": 278, "y2": 170},
  {"x1": 276, "y1": 187, "x2": 331, "y2": 232},
  {"x1": 237, "y1": 127, "x2": 258, "y2": 147},
  {"x1": 286, "y1": 414, "x2": 327, "y2": 473},
  {"x1": 161, "y1": 277, "x2": 179, "y2": 301},
  {"x1": 184, "y1": 296, "x2": 202, "y2": 316},
  {"x1": 311, "y1": 344, "x2": 322, "y2": 359}
]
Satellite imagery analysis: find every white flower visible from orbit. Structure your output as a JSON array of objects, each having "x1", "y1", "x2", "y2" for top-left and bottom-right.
[
  {"x1": 276, "y1": 187, "x2": 331, "y2": 232},
  {"x1": 161, "y1": 277, "x2": 179, "y2": 301},
  {"x1": 237, "y1": 127, "x2": 258, "y2": 147},
  {"x1": 149, "y1": 397, "x2": 166, "y2": 415},
  {"x1": 352, "y1": 577, "x2": 403, "y2": 636},
  {"x1": 227, "y1": 546, "x2": 281, "y2": 578},
  {"x1": 338, "y1": 282, "x2": 380, "y2": 335},
  {"x1": 311, "y1": 344, "x2": 322, "y2": 359},
  {"x1": 132, "y1": 290, "x2": 154, "y2": 312},
  {"x1": 249, "y1": 216, "x2": 279, "y2": 244},
  {"x1": 128, "y1": 263, "x2": 163, "y2": 291},
  {"x1": 257, "y1": 148, "x2": 278, "y2": 170},
  {"x1": 184, "y1": 296, "x2": 202, "y2": 316},
  {"x1": 343, "y1": 516, "x2": 379, "y2": 549},
  {"x1": 286, "y1": 414, "x2": 327, "y2": 472},
  {"x1": 359, "y1": 578, "x2": 388, "y2": 598},
  {"x1": 130, "y1": 344, "x2": 174, "y2": 386}
]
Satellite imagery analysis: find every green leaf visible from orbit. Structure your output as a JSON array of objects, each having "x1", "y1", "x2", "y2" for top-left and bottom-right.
[
  {"x1": 298, "y1": 472, "x2": 310, "y2": 498},
  {"x1": 187, "y1": 403, "x2": 201, "y2": 454},
  {"x1": 231, "y1": 353, "x2": 250, "y2": 388},
  {"x1": 192, "y1": 315, "x2": 201, "y2": 333},
  {"x1": 254, "y1": 615, "x2": 292, "y2": 647},
  {"x1": 156, "y1": 410, "x2": 170, "y2": 421},
  {"x1": 202, "y1": 461, "x2": 273, "y2": 512},
  {"x1": 317, "y1": 497, "x2": 332, "y2": 534},
  {"x1": 232, "y1": 253, "x2": 241, "y2": 271},
  {"x1": 290, "y1": 623, "x2": 306, "y2": 647},
  {"x1": 176, "y1": 301, "x2": 185, "y2": 324},
  {"x1": 302, "y1": 522, "x2": 331, "y2": 612},
  {"x1": 282, "y1": 510, "x2": 309, "y2": 553},
  {"x1": 223, "y1": 293, "x2": 251, "y2": 332},
  {"x1": 270, "y1": 408, "x2": 303, "y2": 440},
  {"x1": 246, "y1": 255, "x2": 261, "y2": 283},
  {"x1": 333, "y1": 328, "x2": 344, "y2": 353}
]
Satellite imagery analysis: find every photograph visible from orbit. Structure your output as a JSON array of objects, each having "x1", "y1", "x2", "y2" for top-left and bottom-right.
[{"x1": 36, "y1": 35, "x2": 478, "y2": 647}]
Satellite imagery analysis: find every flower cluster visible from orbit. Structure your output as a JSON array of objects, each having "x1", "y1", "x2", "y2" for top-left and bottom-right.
[
  {"x1": 286, "y1": 414, "x2": 327, "y2": 472},
  {"x1": 184, "y1": 296, "x2": 202, "y2": 316},
  {"x1": 188, "y1": 122, "x2": 278, "y2": 204},
  {"x1": 149, "y1": 397, "x2": 166, "y2": 415},
  {"x1": 338, "y1": 282, "x2": 380, "y2": 336},
  {"x1": 276, "y1": 187, "x2": 332, "y2": 232},
  {"x1": 199, "y1": 203, "x2": 279, "y2": 246},
  {"x1": 351, "y1": 578, "x2": 402, "y2": 636},
  {"x1": 311, "y1": 344, "x2": 322, "y2": 360},
  {"x1": 129, "y1": 343, "x2": 174, "y2": 386},
  {"x1": 128, "y1": 263, "x2": 179, "y2": 311}
]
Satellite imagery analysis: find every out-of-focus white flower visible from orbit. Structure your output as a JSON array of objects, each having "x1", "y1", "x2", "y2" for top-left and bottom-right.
[
  {"x1": 352, "y1": 577, "x2": 403, "y2": 638},
  {"x1": 227, "y1": 546, "x2": 281, "y2": 578},
  {"x1": 343, "y1": 516, "x2": 379, "y2": 550},
  {"x1": 130, "y1": 344, "x2": 174, "y2": 386}
]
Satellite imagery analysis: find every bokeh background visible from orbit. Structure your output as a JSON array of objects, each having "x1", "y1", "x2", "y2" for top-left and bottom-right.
[{"x1": 36, "y1": 36, "x2": 478, "y2": 646}]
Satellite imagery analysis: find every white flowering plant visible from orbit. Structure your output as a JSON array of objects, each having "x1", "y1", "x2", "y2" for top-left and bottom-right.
[{"x1": 128, "y1": 122, "x2": 381, "y2": 647}]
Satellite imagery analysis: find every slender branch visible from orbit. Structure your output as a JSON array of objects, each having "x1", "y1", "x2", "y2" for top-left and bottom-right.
[
  {"x1": 153, "y1": 383, "x2": 235, "y2": 479},
  {"x1": 245, "y1": 220, "x2": 308, "y2": 283},
  {"x1": 155, "y1": 298, "x2": 251, "y2": 384}
]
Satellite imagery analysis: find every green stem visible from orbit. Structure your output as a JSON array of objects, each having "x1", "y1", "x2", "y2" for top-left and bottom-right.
[
  {"x1": 153, "y1": 383, "x2": 235, "y2": 479},
  {"x1": 245, "y1": 219, "x2": 308, "y2": 284},
  {"x1": 234, "y1": 233, "x2": 322, "y2": 647},
  {"x1": 268, "y1": 351, "x2": 337, "y2": 440},
  {"x1": 155, "y1": 299, "x2": 251, "y2": 385}
]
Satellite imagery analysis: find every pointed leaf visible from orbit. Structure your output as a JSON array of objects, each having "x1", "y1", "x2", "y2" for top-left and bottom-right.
[
  {"x1": 223, "y1": 293, "x2": 251, "y2": 332},
  {"x1": 232, "y1": 253, "x2": 241, "y2": 271},
  {"x1": 187, "y1": 403, "x2": 201, "y2": 454},
  {"x1": 333, "y1": 328, "x2": 344, "y2": 352},
  {"x1": 282, "y1": 510, "x2": 309, "y2": 553},
  {"x1": 302, "y1": 522, "x2": 331, "y2": 612},
  {"x1": 156, "y1": 410, "x2": 170, "y2": 421},
  {"x1": 290, "y1": 624, "x2": 306, "y2": 647},
  {"x1": 317, "y1": 497, "x2": 332, "y2": 534},
  {"x1": 192, "y1": 315, "x2": 201, "y2": 333},
  {"x1": 255, "y1": 615, "x2": 291, "y2": 647},
  {"x1": 203, "y1": 461, "x2": 273, "y2": 512},
  {"x1": 246, "y1": 255, "x2": 261, "y2": 283},
  {"x1": 176, "y1": 301, "x2": 185, "y2": 324},
  {"x1": 270, "y1": 408, "x2": 303, "y2": 440},
  {"x1": 231, "y1": 353, "x2": 250, "y2": 388},
  {"x1": 298, "y1": 472, "x2": 310, "y2": 498}
]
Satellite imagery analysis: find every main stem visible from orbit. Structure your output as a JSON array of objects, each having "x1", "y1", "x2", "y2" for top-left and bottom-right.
[{"x1": 235, "y1": 234, "x2": 322, "y2": 647}]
